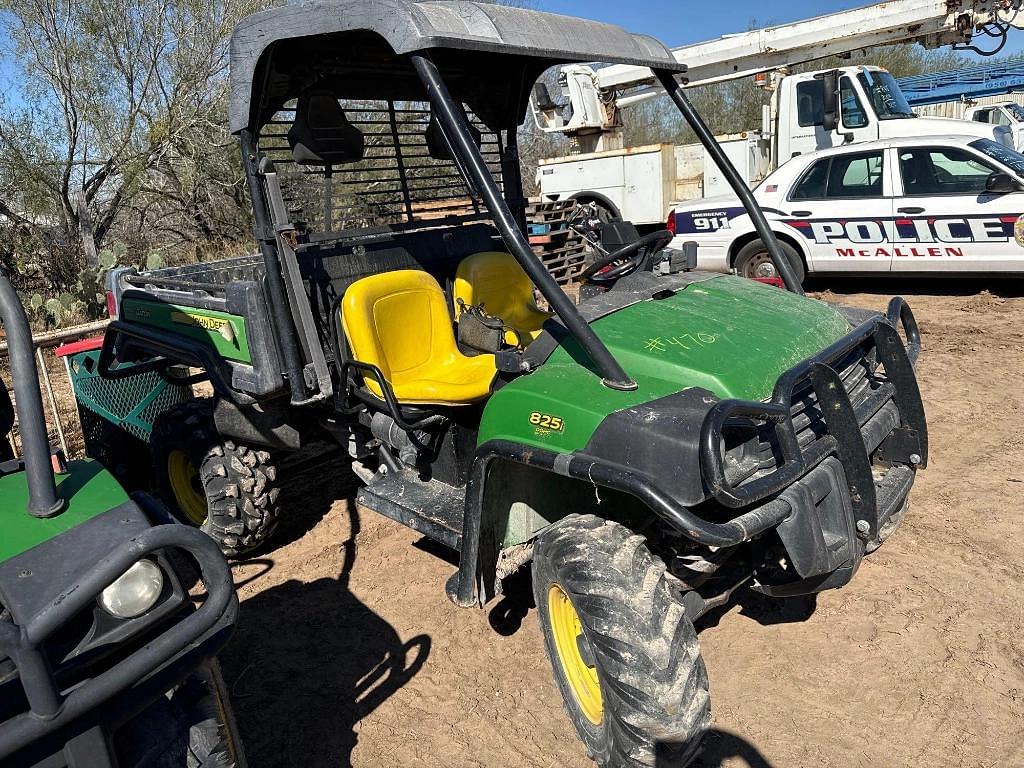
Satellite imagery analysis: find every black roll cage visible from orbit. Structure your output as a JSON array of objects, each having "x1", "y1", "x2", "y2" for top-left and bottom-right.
[
  {"x1": 237, "y1": 46, "x2": 804, "y2": 404},
  {"x1": 0, "y1": 271, "x2": 63, "y2": 518}
]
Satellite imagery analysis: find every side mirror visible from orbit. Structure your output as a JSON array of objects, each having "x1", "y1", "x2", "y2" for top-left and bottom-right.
[
  {"x1": 985, "y1": 171, "x2": 1021, "y2": 195},
  {"x1": 819, "y1": 70, "x2": 839, "y2": 133}
]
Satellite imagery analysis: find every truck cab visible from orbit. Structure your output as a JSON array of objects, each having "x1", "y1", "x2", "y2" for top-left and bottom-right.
[
  {"x1": 775, "y1": 65, "x2": 1014, "y2": 164},
  {"x1": 963, "y1": 100, "x2": 1024, "y2": 150}
]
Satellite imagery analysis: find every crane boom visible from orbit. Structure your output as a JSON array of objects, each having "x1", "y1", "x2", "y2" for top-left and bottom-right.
[
  {"x1": 602, "y1": 0, "x2": 1022, "y2": 91},
  {"x1": 533, "y1": 0, "x2": 1024, "y2": 145}
]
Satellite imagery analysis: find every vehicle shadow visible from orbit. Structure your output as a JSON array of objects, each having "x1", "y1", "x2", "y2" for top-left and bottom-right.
[
  {"x1": 220, "y1": 500, "x2": 431, "y2": 767},
  {"x1": 683, "y1": 728, "x2": 776, "y2": 767},
  {"x1": 240, "y1": 446, "x2": 358, "y2": 557},
  {"x1": 488, "y1": 568, "x2": 535, "y2": 636},
  {"x1": 696, "y1": 588, "x2": 818, "y2": 631}
]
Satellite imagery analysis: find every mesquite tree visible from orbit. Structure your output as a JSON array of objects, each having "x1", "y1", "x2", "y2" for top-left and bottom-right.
[{"x1": 0, "y1": 0, "x2": 272, "y2": 290}]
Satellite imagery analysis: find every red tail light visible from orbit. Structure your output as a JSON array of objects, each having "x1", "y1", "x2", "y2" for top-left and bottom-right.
[
  {"x1": 105, "y1": 290, "x2": 118, "y2": 319},
  {"x1": 666, "y1": 208, "x2": 676, "y2": 235}
]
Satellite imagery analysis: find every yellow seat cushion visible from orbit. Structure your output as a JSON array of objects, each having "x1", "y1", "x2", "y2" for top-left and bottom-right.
[
  {"x1": 341, "y1": 270, "x2": 496, "y2": 406},
  {"x1": 453, "y1": 251, "x2": 553, "y2": 345}
]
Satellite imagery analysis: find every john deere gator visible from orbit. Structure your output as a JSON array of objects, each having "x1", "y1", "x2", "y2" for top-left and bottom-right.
[{"x1": 95, "y1": 2, "x2": 928, "y2": 763}]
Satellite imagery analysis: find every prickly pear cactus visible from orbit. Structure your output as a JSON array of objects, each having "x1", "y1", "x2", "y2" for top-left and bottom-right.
[{"x1": 30, "y1": 245, "x2": 165, "y2": 327}]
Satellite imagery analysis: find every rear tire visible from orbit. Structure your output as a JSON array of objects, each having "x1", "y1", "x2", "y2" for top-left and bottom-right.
[
  {"x1": 734, "y1": 238, "x2": 805, "y2": 285},
  {"x1": 151, "y1": 400, "x2": 280, "y2": 557},
  {"x1": 532, "y1": 515, "x2": 711, "y2": 767}
]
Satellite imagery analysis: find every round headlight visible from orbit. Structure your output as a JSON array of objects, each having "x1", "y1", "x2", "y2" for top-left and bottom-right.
[{"x1": 98, "y1": 559, "x2": 164, "y2": 619}]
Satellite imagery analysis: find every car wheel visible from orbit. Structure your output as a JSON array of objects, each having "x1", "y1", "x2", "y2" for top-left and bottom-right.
[
  {"x1": 734, "y1": 238, "x2": 805, "y2": 285},
  {"x1": 532, "y1": 514, "x2": 711, "y2": 767}
]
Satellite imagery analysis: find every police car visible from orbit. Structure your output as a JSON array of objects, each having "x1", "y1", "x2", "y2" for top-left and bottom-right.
[{"x1": 668, "y1": 135, "x2": 1024, "y2": 282}]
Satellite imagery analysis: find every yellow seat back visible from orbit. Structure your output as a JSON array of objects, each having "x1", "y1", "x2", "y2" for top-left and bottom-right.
[
  {"x1": 453, "y1": 252, "x2": 553, "y2": 344},
  {"x1": 341, "y1": 269, "x2": 495, "y2": 406}
]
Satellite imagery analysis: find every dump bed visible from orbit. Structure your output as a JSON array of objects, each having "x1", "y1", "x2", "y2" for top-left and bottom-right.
[{"x1": 106, "y1": 253, "x2": 286, "y2": 399}]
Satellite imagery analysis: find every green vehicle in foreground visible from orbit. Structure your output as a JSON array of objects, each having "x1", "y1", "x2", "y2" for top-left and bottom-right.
[
  {"x1": 97, "y1": 2, "x2": 928, "y2": 764},
  {"x1": 0, "y1": 273, "x2": 242, "y2": 766}
]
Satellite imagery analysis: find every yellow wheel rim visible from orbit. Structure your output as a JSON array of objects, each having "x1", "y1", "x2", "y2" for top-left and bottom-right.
[
  {"x1": 548, "y1": 583, "x2": 603, "y2": 725},
  {"x1": 167, "y1": 450, "x2": 207, "y2": 526}
]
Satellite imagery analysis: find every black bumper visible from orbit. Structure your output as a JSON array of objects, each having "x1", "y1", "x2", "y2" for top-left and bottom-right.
[{"x1": 0, "y1": 506, "x2": 237, "y2": 764}]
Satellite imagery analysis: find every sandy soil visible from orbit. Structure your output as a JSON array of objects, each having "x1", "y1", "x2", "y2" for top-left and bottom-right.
[{"x1": 219, "y1": 277, "x2": 1024, "y2": 768}]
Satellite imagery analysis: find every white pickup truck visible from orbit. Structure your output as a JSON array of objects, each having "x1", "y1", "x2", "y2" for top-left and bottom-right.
[
  {"x1": 917, "y1": 100, "x2": 1024, "y2": 151},
  {"x1": 667, "y1": 135, "x2": 1024, "y2": 281}
]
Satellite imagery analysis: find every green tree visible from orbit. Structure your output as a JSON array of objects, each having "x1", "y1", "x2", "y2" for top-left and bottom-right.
[{"x1": 0, "y1": 0, "x2": 273, "y2": 290}]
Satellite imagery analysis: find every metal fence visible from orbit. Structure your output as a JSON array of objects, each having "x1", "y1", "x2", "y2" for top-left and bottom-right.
[{"x1": 0, "y1": 320, "x2": 109, "y2": 458}]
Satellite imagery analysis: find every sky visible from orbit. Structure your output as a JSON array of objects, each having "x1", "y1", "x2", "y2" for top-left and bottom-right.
[
  {"x1": 536, "y1": 0, "x2": 1024, "y2": 58},
  {"x1": 2, "y1": 0, "x2": 1023, "y2": 97}
]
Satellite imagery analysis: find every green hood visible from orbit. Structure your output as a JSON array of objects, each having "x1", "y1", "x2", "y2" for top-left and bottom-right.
[
  {"x1": 478, "y1": 275, "x2": 851, "y2": 453},
  {"x1": 1, "y1": 460, "x2": 129, "y2": 562}
]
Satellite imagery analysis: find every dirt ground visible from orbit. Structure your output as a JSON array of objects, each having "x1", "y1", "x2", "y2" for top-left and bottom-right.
[{"x1": 219, "y1": 277, "x2": 1024, "y2": 768}]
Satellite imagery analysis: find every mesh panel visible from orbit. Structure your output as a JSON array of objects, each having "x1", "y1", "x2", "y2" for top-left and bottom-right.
[
  {"x1": 68, "y1": 351, "x2": 190, "y2": 441},
  {"x1": 258, "y1": 100, "x2": 502, "y2": 234}
]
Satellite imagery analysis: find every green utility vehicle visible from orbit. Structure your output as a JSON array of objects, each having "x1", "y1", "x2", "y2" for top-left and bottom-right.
[
  {"x1": 0, "y1": 272, "x2": 242, "y2": 766},
  {"x1": 98, "y1": 2, "x2": 928, "y2": 763}
]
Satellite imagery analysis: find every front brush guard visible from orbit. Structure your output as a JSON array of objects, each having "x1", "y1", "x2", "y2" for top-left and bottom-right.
[
  {"x1": 452, "y1": 299, "x2": 927, "y2": 607},
  {"x1": 0, "y1": 522, "x2": 235, "y2": 761},
  {"x1": 699, "y1": 297, "x2": 927, "y2": 540}
]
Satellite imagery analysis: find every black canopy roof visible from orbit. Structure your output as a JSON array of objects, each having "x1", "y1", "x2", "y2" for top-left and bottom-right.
[{"x1": 229, "y1": 0, "x2": 686, "y2": 133}]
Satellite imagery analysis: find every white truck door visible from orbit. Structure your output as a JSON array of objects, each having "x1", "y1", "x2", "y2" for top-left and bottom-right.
[
  {"x1": 837, "y1": 74, "x2": 878, "y2": 143},
  {"x1": 783, "y1": 72, "x2": 878, "y2": 160},
  {"x1": 987, "y1": 105, "x2": 1024, "y2": 151},
  {"x1": 781, "y1": 76, "x2": 834, "y2": 161},
  {"x1": 782, "y1": 147, "x2": 893, "y2": 273},
  {"x1": 891, "y1": 144, "x2": 1024, "y2": 273}
]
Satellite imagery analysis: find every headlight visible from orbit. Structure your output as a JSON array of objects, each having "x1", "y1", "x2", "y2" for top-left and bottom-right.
[
  {"x1": 721, "y1": 421, "x2": 763, "y2": 485},
  {"x1": 98, "y1": 559, "x2": 164, "y2": 619}
]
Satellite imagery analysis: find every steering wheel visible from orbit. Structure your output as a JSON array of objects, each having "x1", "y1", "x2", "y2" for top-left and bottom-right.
[{"x1": 578, "y1": 229, "x2": 674, "y2": 285}]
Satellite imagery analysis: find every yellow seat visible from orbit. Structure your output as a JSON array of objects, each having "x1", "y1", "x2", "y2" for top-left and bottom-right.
[
  {"x1": 453, "y1": 252, "x2": 553, "y2": 345},
  {"x1": 341, "y1": 270, "x2": 496, "y2": 406}
]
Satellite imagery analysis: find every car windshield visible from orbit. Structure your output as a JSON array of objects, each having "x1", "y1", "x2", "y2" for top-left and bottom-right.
[
  {"x1": 1003, "y1": 103, "x2": 1024, "y2": 122},
  {"x1": 969, "y1": 138, "x2": 1024, "y2": 177},
  {"x1": 857, "y1": 71, "x2": 916, "y2": 120}
]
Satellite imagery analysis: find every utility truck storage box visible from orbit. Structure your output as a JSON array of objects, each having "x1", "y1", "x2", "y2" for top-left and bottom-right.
[{"x1": 538, "y1": 144, "x2": 675, "y2": 224}]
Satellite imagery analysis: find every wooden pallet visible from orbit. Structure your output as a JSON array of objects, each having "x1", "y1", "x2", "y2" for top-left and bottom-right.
[
  {"x1": 526, "y1": 199, "x2": 587, "y2": 286},
  {"x1": 407, "y1": 197, "x2": 588, "y2": 287}
]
